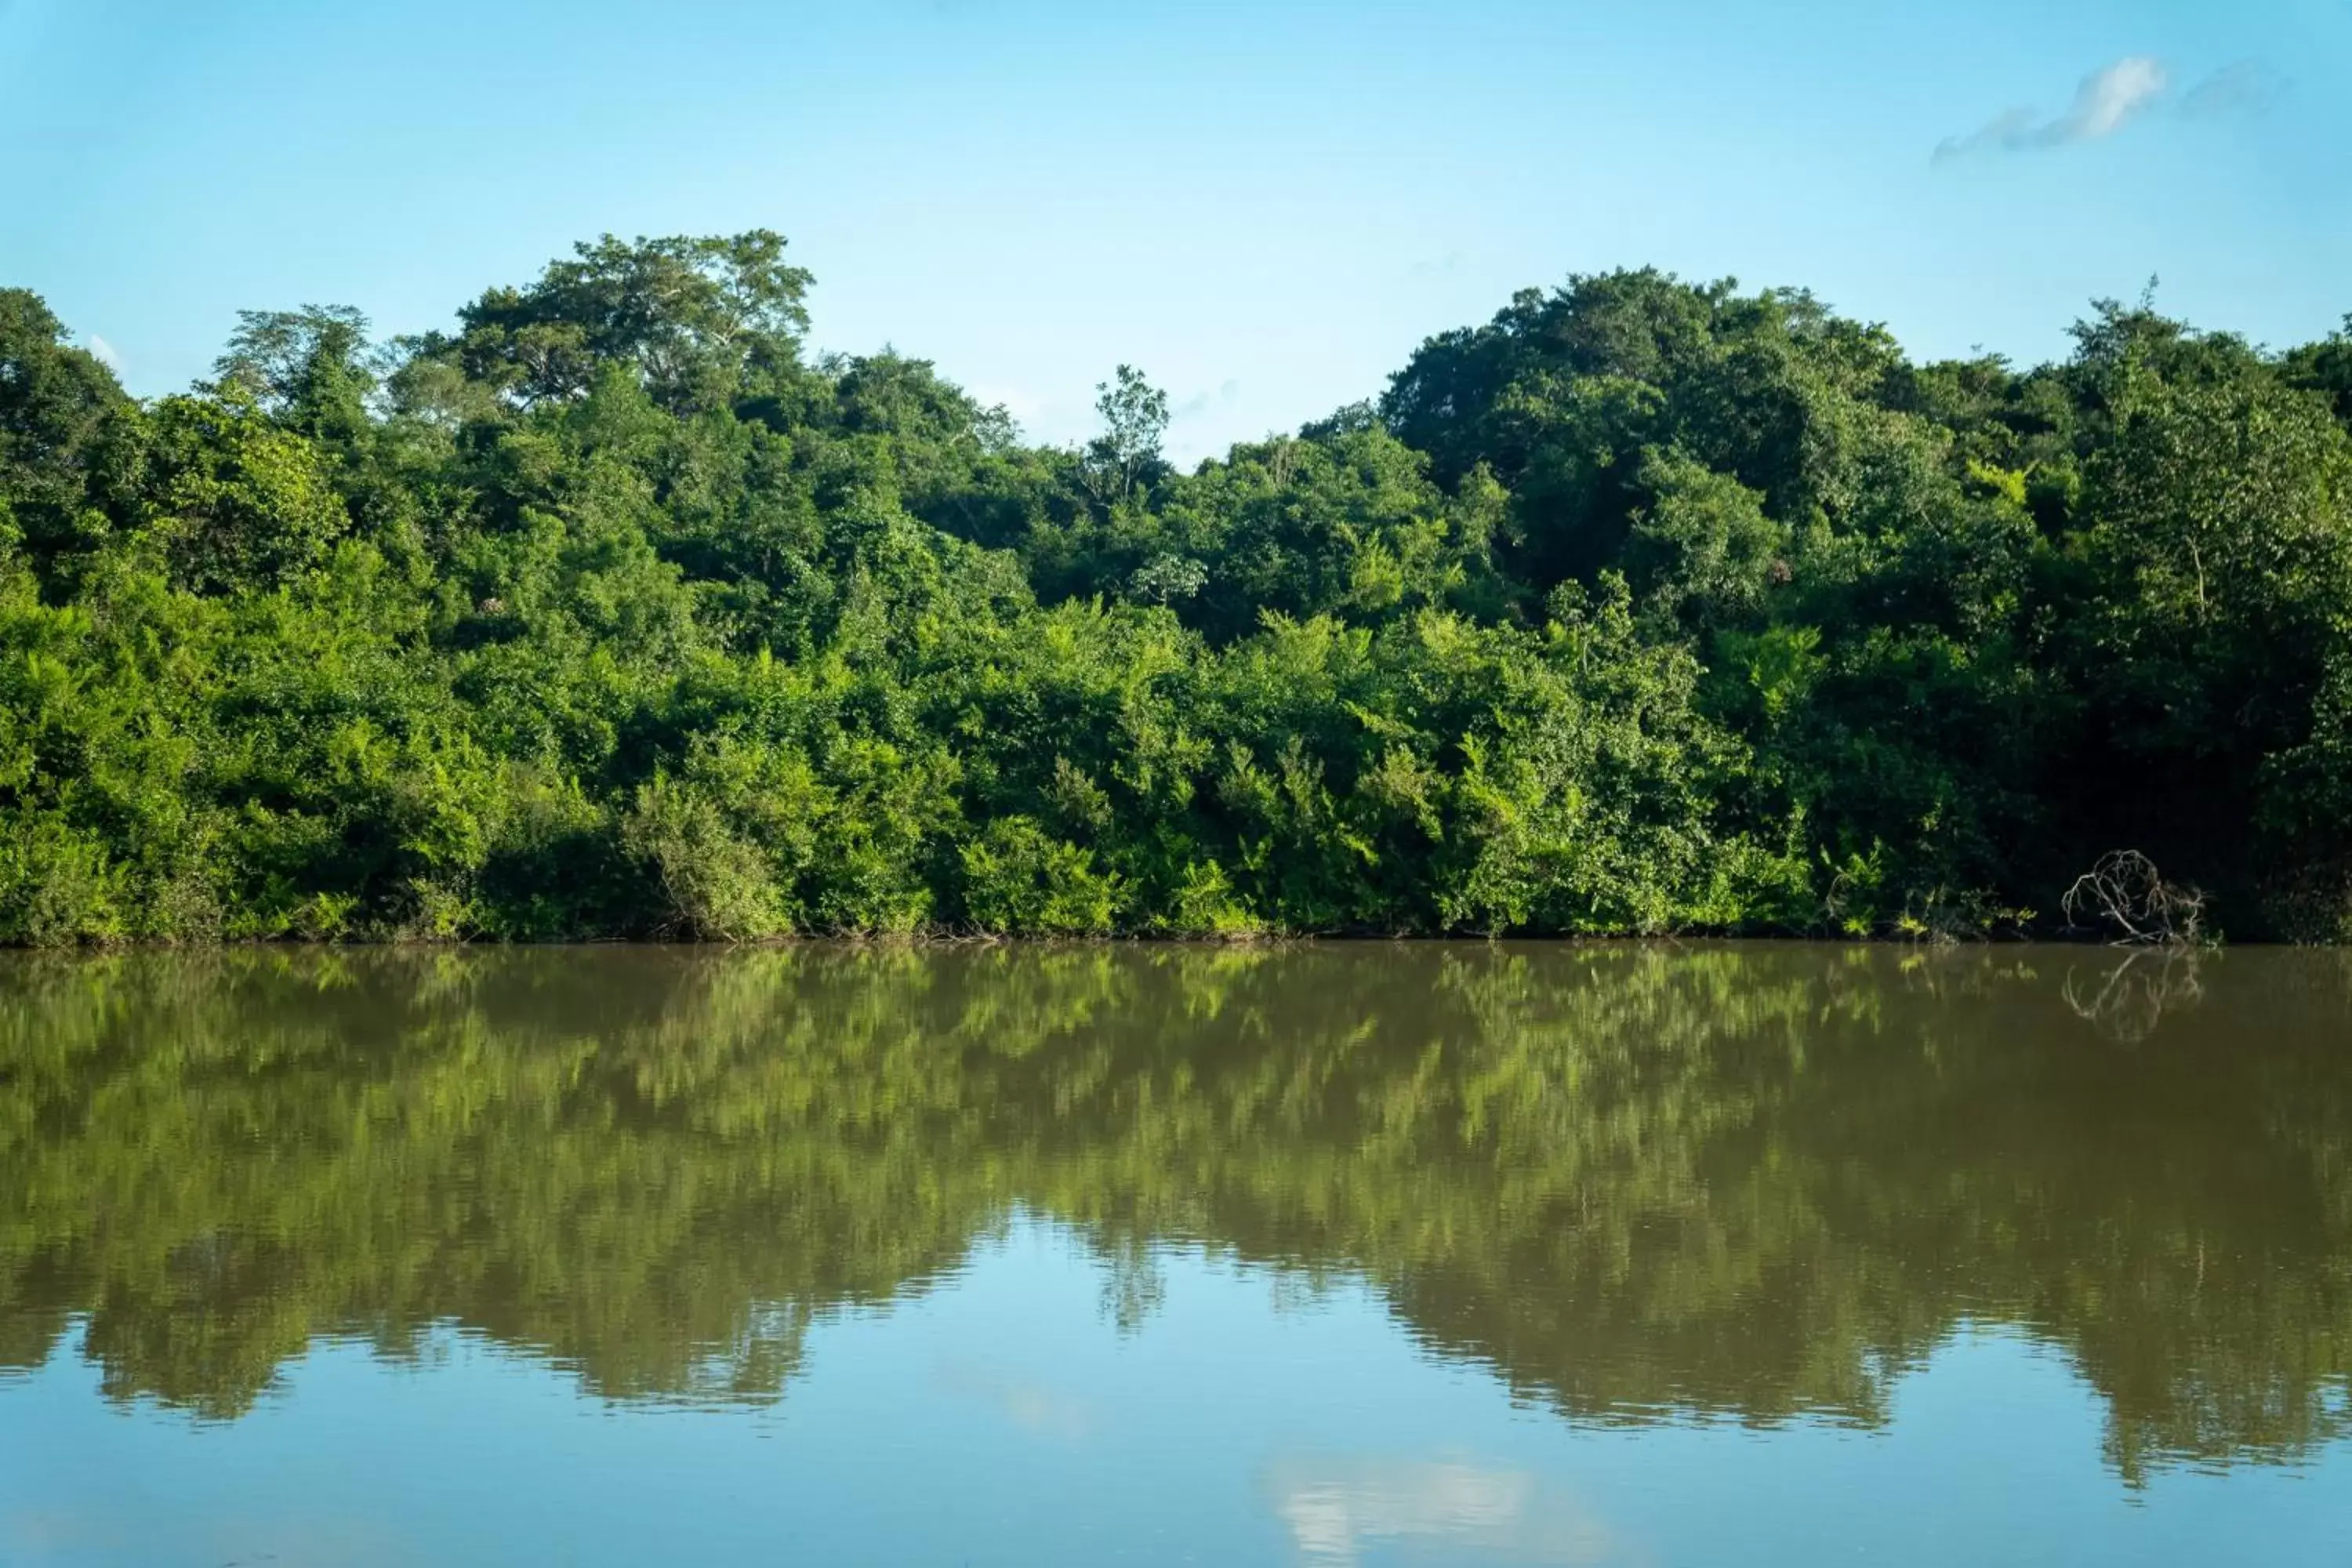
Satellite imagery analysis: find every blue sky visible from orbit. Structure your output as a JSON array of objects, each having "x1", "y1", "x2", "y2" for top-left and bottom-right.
[{"x1": 3, "y1": 0, "x2": 2346, "y2": 461}]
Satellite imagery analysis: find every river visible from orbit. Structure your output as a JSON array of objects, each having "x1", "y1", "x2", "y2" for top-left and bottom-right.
[{"x1": 2, "y1": 943, "x2": 2347, "y2": 1564}]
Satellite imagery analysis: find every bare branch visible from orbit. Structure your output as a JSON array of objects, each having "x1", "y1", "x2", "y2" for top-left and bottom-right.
[{"x1": 2060, "y1": 851, "x2": 2205, "y2": 946}]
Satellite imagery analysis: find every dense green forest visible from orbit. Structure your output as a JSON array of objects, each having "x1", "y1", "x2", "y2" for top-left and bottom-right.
[
  {"x1": 6, "y1": 232, "x2": 2352, "y2": 942},
  {"x1": 5, "y1": 945, "x2": 2347, "y2": 1476}
]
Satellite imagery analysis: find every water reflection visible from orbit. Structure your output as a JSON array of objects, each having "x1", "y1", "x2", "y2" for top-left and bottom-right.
[
  {"x1": 2, "y1": 942, "x2": 2350, "y2": 1482},
  {"x1": 2060, "y1": 946, "x2": 2211, "y2": 1042},
  {"x1": 1267, "y1": 1457, "x2": 1618, "y2": 1566}
]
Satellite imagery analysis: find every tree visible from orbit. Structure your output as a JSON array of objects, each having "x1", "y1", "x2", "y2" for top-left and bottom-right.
[
  {"x1": 0, "y1": 289, "x2": 144, "y2": 586},
  {"x1": 455, "y1": 230, "x2": 813, "y2": 412},
  {"x1": 1084, "y1": 363, "x2": 1168, "y2": 504},
  {"x1": 213, "y1": 304, "x2": 377, "y2": 444}
]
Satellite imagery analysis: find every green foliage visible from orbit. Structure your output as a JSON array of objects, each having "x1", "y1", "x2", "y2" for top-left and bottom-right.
[
  {"x1": 147, "y1": 394, "x2": 354, "y2": 593},
  {"x1": 0, "y1": 289, "x2": 147, "y2": 592},
  {"x1": 5, "y1": 244, "x2": 2352, "y2": 940},
  {"x1": 451, "y1": 230, "x2": 811, "y2": 413},
  {"x1": 959, "y1": 815, "x2": 1119, "y2": 935}
]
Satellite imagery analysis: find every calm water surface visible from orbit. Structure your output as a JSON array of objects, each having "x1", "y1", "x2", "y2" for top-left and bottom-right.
[{"x1": 2, "y1": 943, "x2": 2350, "y2": 1565}]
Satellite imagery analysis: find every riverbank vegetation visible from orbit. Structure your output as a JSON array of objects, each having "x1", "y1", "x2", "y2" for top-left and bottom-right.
[{"x1": 7, "y1": 234, "x2": 2352, "y2": 941}]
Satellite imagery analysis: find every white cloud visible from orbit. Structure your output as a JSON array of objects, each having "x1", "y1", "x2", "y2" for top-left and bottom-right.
[
  {"x1": 84, "y1": 333, "x2": 122, "y2": 371},
  {"x1": 2067, "y1": 56, "x2": 2169, "y2": 140},
  {"x1": 1934, "y1": 56, "x2": 2169, "y2": 162}
]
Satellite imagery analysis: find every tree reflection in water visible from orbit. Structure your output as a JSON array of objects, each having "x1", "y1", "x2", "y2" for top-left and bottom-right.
[{"x1": 2, "y1": 942, "x2": 2349, "y2": 1483}]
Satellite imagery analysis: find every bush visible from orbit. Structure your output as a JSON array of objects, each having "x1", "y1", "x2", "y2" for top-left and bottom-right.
[{"x1": 960, "y1": 817, "x2": 1120, "y2": 935}]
